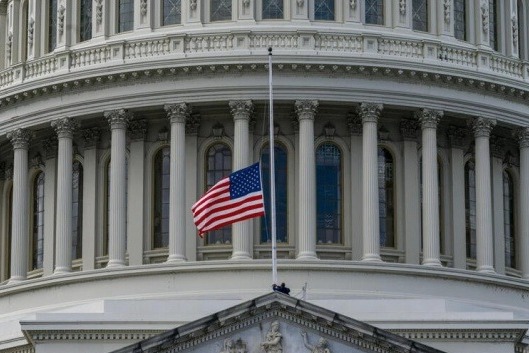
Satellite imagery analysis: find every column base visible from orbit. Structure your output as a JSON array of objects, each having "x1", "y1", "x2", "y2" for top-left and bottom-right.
[
  {"x1": 230, "y1": 252, "x2": 252, "y2": 260},
  {"x1": 296, "y1": 251, "x2": 318, "y2": 260},
  {"x1": 166, "y1": 255, "x2": 187, "y2": 263},
  {"x1": 7, "y1": 276, "x2": 26, "y2": 284},
  {"x1": 106, "y1": 260, "x2": 127, "y2": 268},
  {"x1": 477, "y1": 265, "x2": 496, "y2": 274},
  {"x1": 361, "y1": 254, "x2": 383, "y2": 262},
  {"x1": 53, "y1": 267, "x2": 72, "y2": 275},
  {"x1": 422, "y1": 258, "x2": 442, "y2": 267}
]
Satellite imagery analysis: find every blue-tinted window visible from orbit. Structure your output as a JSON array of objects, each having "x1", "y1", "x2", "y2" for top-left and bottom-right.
[
  {"x1": 32, "y1": 172, "x2": 45, "y2": 270},
  {"x1": 153, "y1": 147, "x2": 170, "y2": 248},
  {"x1": 316, "y1": 143, "x2": 342, "y2": 244},
  {"x1": 48, "y1": 0, "x2": 57, "y2": 52},
  {"x1": 412, "y1": 0, "x2": 428, "y2": 32},
  {"x1": 163, "y1": 0, "x2": 182, "y2": 25},
  {"x1": 119, "y1": 0, "x2": 134, "y2": 33},
  {"x1": 465, "y1": 161, "x2": 476, "y2": 259},
  {"x1": 72, "y1": 161, "x2": 83, "y2": 260},
  {"x1": 314, "y1": 0, "x2": 334, "y2": 21},
  {"x1": 503, "y1": 170, "x2": 516, "y2": 268},
  {"x1": 378, "y1": 147, "x2": 394, "y2": 247},
  {"x1": 263, "y1": 0, "x2": 284, "y2": 19},
  {"x1": 261, "y1": 144, "x2": 288, "y2": 243},
  {"x1": 80, "y1": 0, "x2": 92, "y2": 41},
  {"x1": 454, "y1": 0, "x2": 467, "y2": 40},
  {"x1": 365, "y1": 0, "x2": 383, "y2": 25},
  {"x1": 205, "y1": 143, "x2": 232, "y2": 245},
  {"x1": 211, "y1": 0, "x2": 232, "y2": 21}
]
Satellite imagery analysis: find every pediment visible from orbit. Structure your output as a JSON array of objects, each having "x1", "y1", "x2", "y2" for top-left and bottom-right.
[{"x1": 112, "y1": 292, "x2": 445, "y2": 353}]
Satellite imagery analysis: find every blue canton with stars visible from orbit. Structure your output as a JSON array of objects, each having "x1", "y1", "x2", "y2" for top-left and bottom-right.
[{"x1": 229, "y1": 163, "x2": 262, "y2": 199}]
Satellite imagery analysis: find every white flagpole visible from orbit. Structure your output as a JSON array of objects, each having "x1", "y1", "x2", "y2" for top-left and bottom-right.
[{"x1": 268, "y1": 47, "x2": 278, "y2": 285}]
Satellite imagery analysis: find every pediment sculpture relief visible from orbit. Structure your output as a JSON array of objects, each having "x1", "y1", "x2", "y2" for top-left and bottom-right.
[
  {"x1": 220, "y1": 337, "x2": 247, "y2": 353},
  {"x1": 260, "y1": 321, "x2": 282, "y2": 353},
  {"x1": 301, "y1": 331, "x2": 331, "y2": 353}
]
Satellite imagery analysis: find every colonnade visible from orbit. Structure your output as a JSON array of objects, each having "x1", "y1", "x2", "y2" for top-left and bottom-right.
[{"x1": 4, "y1": 101, "x2": 529, "y2": 283}]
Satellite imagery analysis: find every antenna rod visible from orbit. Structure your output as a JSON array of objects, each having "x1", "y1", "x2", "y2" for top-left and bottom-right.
[{"x1": 268, "y1": 47, "x2": 278, "y2": 285}]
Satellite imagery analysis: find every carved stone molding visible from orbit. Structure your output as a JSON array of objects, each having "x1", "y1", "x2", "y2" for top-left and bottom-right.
[
  {"x1": 512, "y1": 15, "x2": 519, "y2": 48},
  {"x1": 480, "y1": 0, "x2": 489, "y2": 34},
  {"x1": 28, "y1": 17, "x2": 35, "y2": 47},
  {"x1": 243, "y1": 0, "x2": 250, "y2": 7},
  {"x1": 515, "y1": 127, "x2": 529, "y2": 149},
  {"x1": 6, "y1": 31, "x2": 12, "y2": 63},
  {"x1": 229, "y1": 100, "x2": 253, "y2": 121},
  {"x1": 190, "y1": 0, "x2": 197, "y2": 11},
  {"x1": 220, "y1": 337, "x2": 247, "y2": 353},
  {"x1": 349, "y1": 0, "x2": 357, "y2": 10},
  {"x1": 447, "y1": 126, "x2": 467, "y2": 149},
  {"x1": 443, "y1": 0, "x2": 451, "y2": 24},
  {"x1": 7, "y1": 128, "x2": 32, "y2": 150},
  {"x1": 105, "y1": 109, "x2": 132, "y2": 129},
  {"x1": 51, "y1": 117, "x2": 79, "y2": 139},
  {"x1": 128, "y1": 119, "x2": 148, "y2": 140},
  {"x1": 186, "y1": 113, "x2": 201, "y2": 134},
  {"x1": 140, "y1": 0, "x2": 148, "y2": 16},
  {"x1": 399, "y1": 119, "x2": 419, "y2": 140},
  {"x1": 416, "y1": 109, "x2": 443, "y2": 129},
  {"x1": 295, "y1": 100, "x2": 319, "y2": 121},
  {"x1": 58, "y1": 5, "x2": 66, "y2": 35},
  {"x1": 81, "y1": 128, "x2": 101, "y2": 149},
  {"x1": 96, "y1": 0, "x2": 103, "y2": 25},
  {"x1": 347, "y1": 113, "x2": 362, "y2": 136},
  {"x1": 43, "y1": 137, "x2": 58, "y2": 158},
  {"x1": 357, "y1": 103, "x2": 383, "y2": 124},
  {"x1": 399, "y1": 0, "x2": 406, "y2": 16},
  {"x1": 490, "y1": 136, "x2": 506, "y2": 159},
  {"x1": 469, "y1": 117, "x2": 496, "y2": 138},
  {"x1": 165, "y1": 103, "x2": 191, "y2": 124}
]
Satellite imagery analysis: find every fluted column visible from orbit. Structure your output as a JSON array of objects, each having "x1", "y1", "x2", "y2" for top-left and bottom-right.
[
  {"x1": 359, "y1": 103, "x2": 383, "y2": 262},
  {"x1": 104, "y1": 109, "x2": 131, "y2": 268},
  {"x1": 517, "y1": 128, "x2": 529, "y2": 279},
  {"x1": 470, "y1": 117, "x2": 496, "y2": 273},
  {"x1": 229, "y1": 100, "x2": 253, "y2": 260},
  {"x1": 7, "y1": 128, "x2": 31, "y2": 283},
  {"x1": 296, "y1": 100, "x2": 318, "y2": 260},
  {"x1": 51, "y1": 117, "x2": 79, "y2": 274},
  {"x1": 165, "y1": 103, "x2": 190, "y2": 262},
  {"x1": 417, "y1": 109, "x2": 443, "y2": 267}
]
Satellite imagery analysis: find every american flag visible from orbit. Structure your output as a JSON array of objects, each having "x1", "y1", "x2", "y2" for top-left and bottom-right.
[{"x1": 192, "y1": 163, "x2": 265, "y2": 236}]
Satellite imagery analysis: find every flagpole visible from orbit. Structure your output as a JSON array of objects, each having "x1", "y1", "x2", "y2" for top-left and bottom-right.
[{"x1": 268, "y1": 47, "x2": 278, "y2": 285}]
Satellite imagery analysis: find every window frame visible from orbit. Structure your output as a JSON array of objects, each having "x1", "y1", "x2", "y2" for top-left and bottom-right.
[
  {"x1": 377, "y1": 146, "x2": 396, "y2": 249},
  {"x1": 364, "y1": 0, "x2": 384, "y2": 26},
  {"x1": 30, "y1": 169, "x2": 45, "y2": 271},
  {"x1": 152, "y1": 145, "x2": 171, "y2": 250}
]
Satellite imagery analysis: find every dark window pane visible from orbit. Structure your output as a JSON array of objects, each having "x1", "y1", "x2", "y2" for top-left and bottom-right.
[
  {"x1": 119, "y1": 0, "x2": 134, "y2": 33},
  {"x1": 72, "y1": 161, "x2": 83, "y2": 260},
  {"x1": 465, "y1": 161, "x2": 476, "y2": 259},
  {"x1": 163, "y1": 0, "x2": 182, "y2": 25},
  {"x1": 263, "y1": 0, "x2": 284, "y2": 19},
  {"x1": 33, "y1": 172, "x2": 45, "y2": 270},
  {"x1": 80, "y1": 0, "x2": 92, "y2": 41},
  {"x1": 378, "y1": 148, "x2": 394, "y2": 247},
  {"x1": 365, "y1": 0, "x2": 384, "y2": 25},
  {"x1": 412, "y1": 0, "x2": 428, "y2": 32},
  {"x1": 153, "y1": 147, "x2": 171, "y2": 248},
  {"x1": 211, "y1": 0, "x2": 232, "y2": 21},
  {"x1": 454, "y1": 0, "x2": 467, "y2": 40},
  {"x1": 503, "y1": 171, "x2": 516, "y2": 268},
  {"x1": 314, "y1": 0, "x2": 334, "y2": 21}
]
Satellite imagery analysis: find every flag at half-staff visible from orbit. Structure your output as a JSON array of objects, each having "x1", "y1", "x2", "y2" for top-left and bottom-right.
[{"x1": 192, "y1": 163, "x2": 265, "y2": 236}]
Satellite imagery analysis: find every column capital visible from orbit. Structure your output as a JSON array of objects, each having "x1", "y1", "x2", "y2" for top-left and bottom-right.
[
  {"x1": 515, "y1": 127, "x2": 529, "y2": 149},
  {"x1": 128, "y1": 119, "x2": 148, "y2": 140},
  {"x1": 416, "y1": 109, "x2": 443, "y2": 129},
  {"x1": 165, "y1": 103, "x2": 191, "y2": 124},
  {"x1": 399, "y1": 119, "x2": 419, "y2": 140},
  {"x1": 51, "y1": 117, "x2": 79, "y2": 139},
  {"x1": 7, "y1": 128, "x2": 32, "y2": 150},
  {"x1": 295, "y1": 100, "x2": 319, "y2": 121},
  {"x1": 104, "y1": 109, "x2": 132, "y2": 129},
  {"x1": 469, "y1": 117, "x2": 496, "y2": 138},
  {"x1": 229, "y1": 100, "x2": 253, "y2": 121},
  {"x1": 81, "y1": 128, "x2": 101, "y2": 149},
  {"x1": 357, "y1": 103, "x2": 383, "y2": 123}
]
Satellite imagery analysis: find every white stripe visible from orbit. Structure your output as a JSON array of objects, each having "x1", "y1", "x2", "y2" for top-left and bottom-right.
[
  {"x1": 195, "y1": 192, "x2": 264, "y2": 228},
  {"x1": 201, "y1": 207, "x2": 265, "y2": 232}
]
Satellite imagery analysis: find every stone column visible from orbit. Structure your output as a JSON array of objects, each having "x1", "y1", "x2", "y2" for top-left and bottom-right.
[
  {"x1": 359, "y1": 103, "x2": 383, "y2": 262},
  {"x1": 104, "y1": 109, "x2": 131, "y2": 268},
  {"x1": 165, "y1": 103, "x2": 190, "y2": 262},
  {"x1": 517, "y1": 128, "x2": 529, "y2": 279},
  {"x1": 400, "y1": 119, "x2": 421, "y2": 265},
  {"x1": 185, "y1": 113, "x2": 201, "y2": 261},
  {"x1": 470, "y1": 117, "x2": 496, "y2": 273},
  {"x1": 417, "y1": 109, "x2": 443, "y2": 267},
  {"x1": 229, "y1": 100, "x2": 253, "y2": 260},
  {"x1": 51, "y1": 117, "x2": 78, "y2": 274},
  {"x1": 296, "y1": 100, "x2": 318, "y2": 260},
  {"x1": 7, "y1": 128, "x2": 31, "y2": 283}
]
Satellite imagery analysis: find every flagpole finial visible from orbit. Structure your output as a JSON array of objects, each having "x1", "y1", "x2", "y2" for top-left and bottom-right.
[{"x1": 268, "y1": 47, "x2": 272, "y2": 55}]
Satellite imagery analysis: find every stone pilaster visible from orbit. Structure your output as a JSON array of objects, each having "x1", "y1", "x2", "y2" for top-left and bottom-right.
[
  {"x1": 296, "y1": 100, "x2": 318, "y2": 260},
  {"x1": 165, "y1": 103, "x2": 191, "y2": 262},
  {"x1": 358, "y1": 103, "x2": 383, "y2": 262},
  {"x1": 229, "y1": 100, "x2": 253, "y2": 260},
  {"x1": 51, "y1": 117, "x2": 79, "y2": 274},
  {"x1": 7, "y1": 128, "x2": 31, "y2": 282},
  {"x1": 417, "y1": 109, "x2": 443, "y2": 267},
  {"x1": 104, "y1": 109, "x2": 131, "y2": 268},
  {"x1": 516, "y1": 127, "x2": 529, "y2": 279},
  {"x1": 470, "y1": 117, "x2": 496, "y2": 273}
]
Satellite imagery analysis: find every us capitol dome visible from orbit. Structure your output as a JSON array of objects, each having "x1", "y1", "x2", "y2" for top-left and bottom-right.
[{"x1": 0, "y1": 0, "x2": 529, "y2": 352}]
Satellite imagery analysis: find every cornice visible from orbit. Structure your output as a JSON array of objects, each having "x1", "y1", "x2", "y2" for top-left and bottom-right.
[
  {"x1": 25, "y1": 330, "x2": 161, "y2": 342},
  {"x1": 391, "y1": 329, "x2": 525, "y2": 342}
]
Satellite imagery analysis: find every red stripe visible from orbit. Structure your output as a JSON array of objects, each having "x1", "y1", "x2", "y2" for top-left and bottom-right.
[
  {"x1": 196, "y1": 200, "x2": 265, "y2": 231},
  {"x1": 198, "y1": 207, "x2": 265, "y2": 235},
  {"x1": 191, "y1": 178, "x2": 229, "y2": 212},
  {"x1": 194, "y1": 194, "x2": 264, "y2": 226}
]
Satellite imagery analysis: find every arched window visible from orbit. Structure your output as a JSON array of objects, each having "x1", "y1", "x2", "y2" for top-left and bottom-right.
[
  {"x1": 454, "y1": 0, "x2": 467, "y2": 40},
  {"x1": 262, "y1": 0, "x2": 284, "y2": 19},
  {"x1": 261, "y1": 143, "x2": 288, "y2": 243},
  {"x1": 412, "y1": 0, "x2": 428, "y2": 32},
  {"x1": 32, "y1": 172, "x2": 45, "y2": 270},
  {"x1": 48, "y1": 0, "x2": 57, "y2": 52},
  {"x1": 489, "y1": 0, "x2": 498, "y2": 51},
  {"x1": 204, "y1": 143, "x2": 232, "y2": 245},
  {"x1": 118, "y1": 0, "x2": 134, "y2": 33},
  {"x1": 365, "y1": 0, "x2": 384, "y2": 25},
  {"x1": 163, "y1": 0, "x2": 181, "y2": 25},
  {"x1": 314, "y1": 0, "x2": 334, "y2": 21},
  {"x1": 316, "y1": 143, "x2": 342, "y2": 244},
  {"x1": 72, "y1": 161, "x2": 83, "y2": 260},
  {"x1": 503, "y1": 170, "x2": 516, "y2": 269},
  {"x1": 80, "y1": 0, "x2": 92, "y2": 42},
  {"x1": 465, "y1": 160, "x2": 476, "y2": 259},
  {"x1": 378, "y1": 147, "x2": 394, "y2": 248},
  {"x1": 211, "y1": 0, "x2": 231, "y2": 21},
  {"x1": 153, "y1": 146, "x2": 170, "y2": 249}
]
